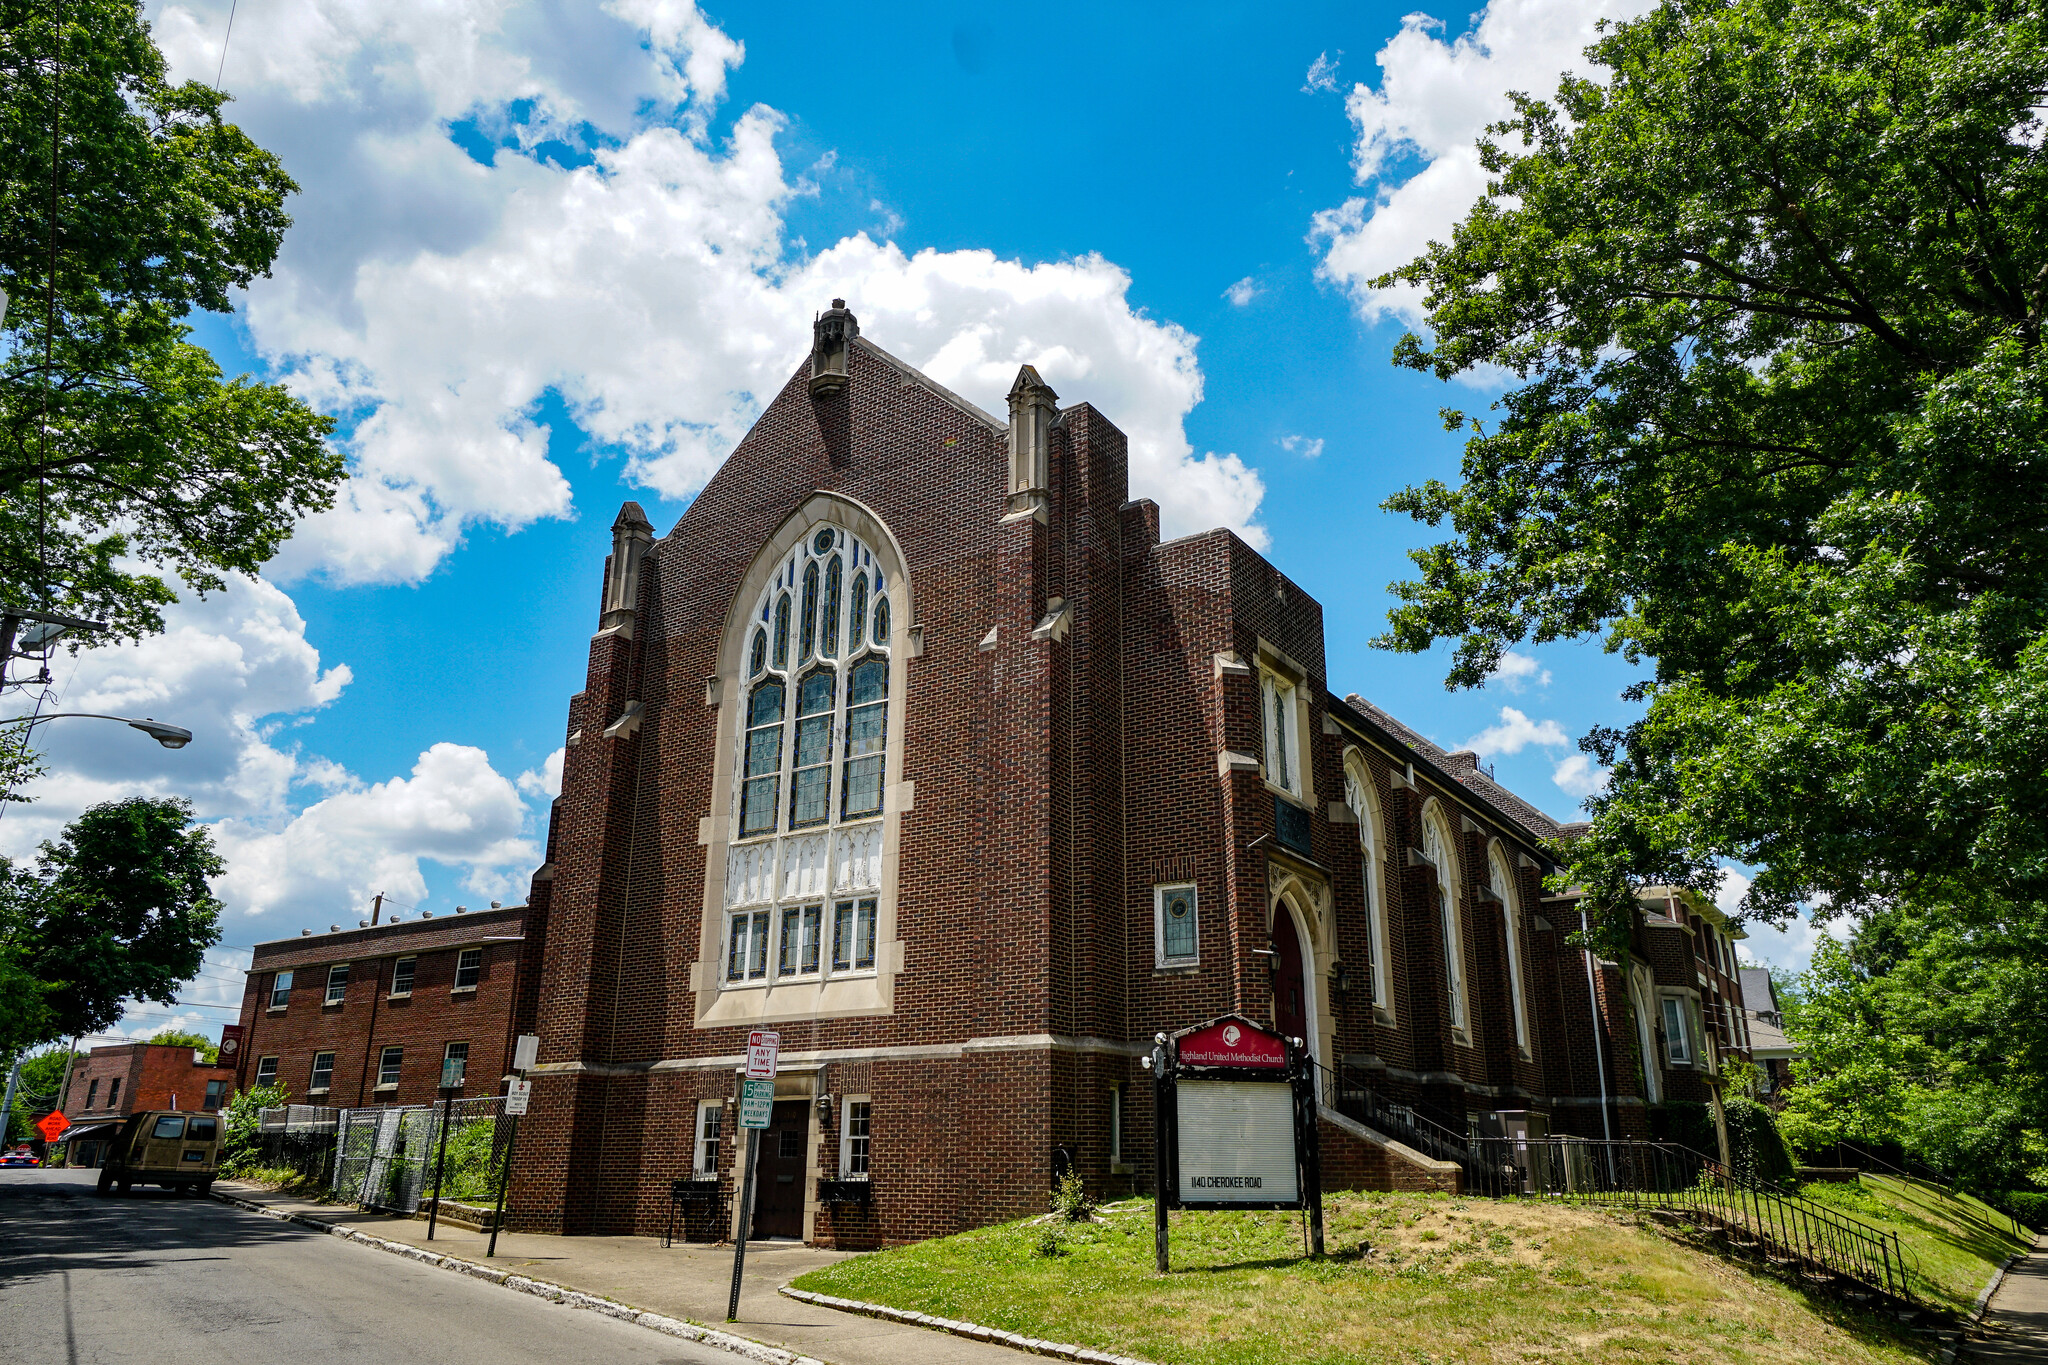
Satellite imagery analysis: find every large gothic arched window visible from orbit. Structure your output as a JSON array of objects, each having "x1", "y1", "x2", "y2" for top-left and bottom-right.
[
  {"x1": 1421, "y1": 802, "x2": 1468, "y2": 1034},
  {"x1": 724, "y1": 523, "x2": 894, "y2": 989},
  {"x1": 1488, "y1": 842, "x2": 1531, "y2": 1055},
  {"x1": 1342, "y1": 751, "x2": 1393, "y2": 1019}
]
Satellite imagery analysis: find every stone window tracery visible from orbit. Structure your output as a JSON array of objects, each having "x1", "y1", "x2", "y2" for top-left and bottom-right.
[{"x1": 724, "y1": 521, "x2": 894, "y2": 990}]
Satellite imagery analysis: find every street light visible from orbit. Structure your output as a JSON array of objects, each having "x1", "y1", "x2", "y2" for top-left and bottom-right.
[{"x1": 0, "y1": 712, "x2": 194, "y2": 749}]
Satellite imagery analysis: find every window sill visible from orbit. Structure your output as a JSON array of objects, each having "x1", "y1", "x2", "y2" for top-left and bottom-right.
[
  {"x1": 450, "y1": 985, "x2": 477, "y2": 995},
  {"x1": 1153, "y1": 962, "x2": 1199, "y2": 976},
  {"x1": 267, "y1": 1006, "x2": 288, "y2": 1014},
  {"x1": 1110, "y1": 1161, "x2": 1134, "y2": 1175},
  {"x1": 1372, "y1": 1007, "x2": 1396, "y2": 1028},
  {"x1": 307, "y1": 1088, "x2": 330, "y2": 1097},
  {"x1": 388, "y1": 991, "x2": 412, "y2": 1000},
  {"x1": 323, "y1": 1000, "x2": 345, "y2": 1009},
  {"x1": 1450, "y1": 1030, "x2": 1473, "y2": 1049},
  {"x1": 1264, "y1": 780, "x2": 1311, "y2": 808},
  {"x1": 374, "y1": 1083, "x2": 398, "y2": 1092}
]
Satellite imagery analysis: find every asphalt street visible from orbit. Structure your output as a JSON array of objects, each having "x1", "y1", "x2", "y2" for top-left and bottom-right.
[{"x1": 0, "y1": 1168, "x2": 742, "y2": 1365}]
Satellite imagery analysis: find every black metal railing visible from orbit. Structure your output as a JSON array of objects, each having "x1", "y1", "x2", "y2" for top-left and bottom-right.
[{"x1": 1315, "y1": 1065, "x2": 1918, "y2": 1309}]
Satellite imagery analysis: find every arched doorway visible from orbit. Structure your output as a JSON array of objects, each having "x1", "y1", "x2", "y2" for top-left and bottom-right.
[{"x1": 1273, "y1": 905, "x2": 1310, "y2": 1046}]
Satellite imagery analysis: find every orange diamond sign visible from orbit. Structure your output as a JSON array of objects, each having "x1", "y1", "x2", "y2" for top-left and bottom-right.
[{"x1": 35, "y1": 1111, "x2": 68, "y2": 1142}]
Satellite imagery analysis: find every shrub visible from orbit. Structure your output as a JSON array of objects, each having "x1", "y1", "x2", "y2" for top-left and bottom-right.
[
  {"x1": 218, "y1": 1082, "x2": 288, "y2": 1177},
  {"x1": 1650, "y1": 1097, "x2": 1796, "y2": 1184},
  {"x1": 1051, "y1": 1169, "x2": 1095, "y2": 1222},
  {"x1": 1996, "y1": 1191, "x2": 2048, "y2": 1231}
]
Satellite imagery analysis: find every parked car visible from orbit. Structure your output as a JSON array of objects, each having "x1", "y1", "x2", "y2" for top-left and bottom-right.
[
  {"x1": 0, "y1": 1146, "x2": 38, "y2": 1168},
  {"x1": 95, "y1": 1112, "x2": 221, "y2": 1196}
]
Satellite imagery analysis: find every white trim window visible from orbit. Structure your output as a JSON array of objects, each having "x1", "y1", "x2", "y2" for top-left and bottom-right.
[
  {"x1": 1342, "y1": 754, "x2": 1393, "y2": 1017},
  {"x1": 1421, "y1": 803, "x2": 1468, "y2": 1033},
  {"x1": 377, "y1": 1045, "x2": 404, "y2": 1089},
  {"x1": 839, "y1": 1096, "x2": 872, "y2": 1178},
  {"x1": 1154, "y1": 883, "x2": 1198, "y2": 968},
  {"x1": 1661, "y1": 995, "x2": 1694, "y2": 1066},
  {"x1": 726, "y1": 522, "x2": 893, "y2": 990},
  {"x1": 443, "y1": 1041, "x2": 470, "y2": 1088},
  {"x1": 1260, "y1": 668, "x2": 1302, "y2": 797},
  {"x1": 324, "y1": 963, "x2": 349, "y2": 1005},
  {"x1": 694, "y1": 1100, "x2": 724, "y2": 1178},
  {"x1": 1488, "y1": 844, "x2": 1531, "y2": 1056},
  {"x1": 454, "y1": 947, "x2": 483, "y2": 990},
  {"x1": 391, "y1": 956, "x2": 415, "y2": 997},
  {"x1": 269, "y1": 970, "x2": 293, "y2": 1010},
  {"x1": 254, "y1": 1056, "x2": 279, "y2": 1088},
  {"x1": 308, "y1": 1051, "x2": 334, "y2": 1094}
]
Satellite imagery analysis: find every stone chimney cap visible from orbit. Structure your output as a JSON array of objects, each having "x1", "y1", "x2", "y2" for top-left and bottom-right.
[{"x1": 613, "y1": 501, "x2": 653, "y2": 531}]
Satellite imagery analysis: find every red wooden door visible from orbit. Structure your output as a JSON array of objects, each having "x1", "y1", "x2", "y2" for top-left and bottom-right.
[{"x1": 1273, "y1": 908, "x2": 1309, "y2": 1045}]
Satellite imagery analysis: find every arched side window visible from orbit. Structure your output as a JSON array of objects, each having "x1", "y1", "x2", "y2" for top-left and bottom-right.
[
  {"x1": 1421, "y1": 802, "x2": 1468, "y2": 1033},
  {"x1": 1341, "y1": 750, "x2": 1393, "y2": 1020},
  {"x1": 1488, "y1": 842, "x2": 1531, "y2": 1055},
  {"x1": 724, "y1": 522, "x2": 894, "y2": 988}
]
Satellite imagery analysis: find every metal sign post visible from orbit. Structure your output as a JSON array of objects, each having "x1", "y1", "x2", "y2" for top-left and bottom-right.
[
  {"x1": 726, "y1": 1030, "x2": 779, "y2": 1323},
  {"x1": 487, "y1": 1039, "x2": 537, "y2": 1259},
  {"x1": 427, "y1": 1057, "x2": 465, "y2": 1240}
]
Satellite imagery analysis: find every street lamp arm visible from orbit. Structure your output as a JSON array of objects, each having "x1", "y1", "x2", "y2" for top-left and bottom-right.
[{"x1": 0, "y1": 712, "x2": 194, "y2": 749}]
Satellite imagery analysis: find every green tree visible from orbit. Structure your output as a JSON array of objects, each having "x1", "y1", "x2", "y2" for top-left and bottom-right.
[
  {"x1": 3, "y1": 1041, "x2": 78, "y2": 1142},
  {"x1": 145, "y1": 1028, "x2": 216, "y2": 1063},
  {"x1": 1373, "y1": 0, "x2": 2048, "y2": 935},
  {"x1": 1, "y1": 0, "x2": 342, "y2": 641},
  {"x1": 0, "y1": 797, "x2": 222, "y2": 1051}
]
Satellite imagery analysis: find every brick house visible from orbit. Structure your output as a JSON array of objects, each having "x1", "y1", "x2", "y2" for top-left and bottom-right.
[
  {"x1": 229, "y1": 904, "x2": 533, "y2": 1108},
  {"x1": 61, "y1": 1042, "x2": 237, "y2": 1167},
  {"x1": 490, "y1": 301, "x2": 1723, "y2": 1248}
]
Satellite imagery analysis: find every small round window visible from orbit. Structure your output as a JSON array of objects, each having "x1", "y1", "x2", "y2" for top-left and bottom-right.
[{"x1": 813, "y1": 528, "x2": 835, "y2": 555}]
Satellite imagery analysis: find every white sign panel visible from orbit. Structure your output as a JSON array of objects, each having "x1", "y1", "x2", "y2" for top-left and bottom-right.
[
  {"x1": 745, "y1": 1030, "x2": 781, "y2": 1080},
  {"x1": 1177, "y1": 1080, "x2": 1298, "y2": 1203},
  {"x1": 505, "y1": 1078, "x2": 531, "y2": 1116}
]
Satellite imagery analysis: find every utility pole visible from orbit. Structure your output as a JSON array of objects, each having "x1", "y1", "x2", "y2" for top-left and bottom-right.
[{"x1": 0, "y1": 1056, "x2": 21, "y2": 1146}]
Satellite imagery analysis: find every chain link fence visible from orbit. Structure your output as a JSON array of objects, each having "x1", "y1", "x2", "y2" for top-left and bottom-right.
[{"x1": 331, "y1": 1098, "x2": 507, "y2": 1217}]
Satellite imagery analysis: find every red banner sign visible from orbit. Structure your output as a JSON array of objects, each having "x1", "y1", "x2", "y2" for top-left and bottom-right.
[
  {"x1": 1177, "y1": 1020, "x2": 1287, "y2": 1068},
  {"x1": 217, "y1": 1025, "x2": 244, "y2": 1067}
]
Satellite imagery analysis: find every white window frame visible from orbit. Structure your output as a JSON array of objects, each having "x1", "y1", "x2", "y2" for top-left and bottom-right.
[
  {"x1": 324, "y1": 963, "x2": 349, "y2": 1005},
  {"x1": 1153, "y1": 883, "x2": 1199, "y2": 968},
  {"x1": 1421, "y1": 801, "x2": 1469, "y2": 1034},
  {"x1": 1488, "y1": 843, "x2": 1531, "y2": 1057},
  {"x1": 453, "y1": 948, "x2": 482, "y2": 991},
  {"x1": 254, "y1": 1056, "x2": 279, "y2": 1088},
  {"x1": 1259, "y1": 667, "x2": 1302, "y2": 797},
  {"x1": 1342, "y1": 752, "x2": 1394, "y2": 1020},
  {"x1": 308, "y1": 1051, "x2": 335, "y2": 1094},
  {"x1": 1661, "y1": 994, "x2": 1694, "y2": 1066},
  {"x1": 377, "y1": 1045, "x2": 403, "y2": 1089},
  {"x1": 269, "y1": 970, "x2": 293, "y2": 1010},
  {"x1": 693, "y1": 1100, "x2": 724, "y2": 1178},
  {"x1": 839, "y1": 1095, "x2": 872, "y2": 1179},
  {"x1": 390, "y1": 956, "x2": 415, "y2": 997}
]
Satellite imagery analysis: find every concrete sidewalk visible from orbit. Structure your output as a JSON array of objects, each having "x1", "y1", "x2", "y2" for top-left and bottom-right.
[
  {"x1": 214, "y1": 1182, "x2": 1023, "y2": 1365},
  {"x1": 1968, "y1": 1235, "x2": 2048, "y2": 1365}
]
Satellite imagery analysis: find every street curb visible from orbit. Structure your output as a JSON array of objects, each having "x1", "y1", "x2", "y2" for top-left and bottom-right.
[
  {"x1": 780, "y1": 1286, "x2": 1162, "y2": 1365},
  {"x1": 208, "y1": 1190, "x2": 829, "y2": 1365},
  {"x1": 1935, "y1": 1247, "x2": 2027, "y2": 1365}
]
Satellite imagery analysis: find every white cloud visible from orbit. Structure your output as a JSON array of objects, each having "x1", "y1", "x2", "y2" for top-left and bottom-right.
[
  {"x1": 1551, "y1": 752, "x2": 1609, "y2": 797},
  {"x1": 1303, "y1": 50, "x2": 1342, "y2": 94},
  {"x1": 1311, "y1": 0, "x2": 1655, "y2": 325},
  {"x1": 1485, "y1": 649, "x2": 1552, "y2": 691},
  {"x1": 149, "y1": 0, "x2": 1264, "y2": 579},
  {"x1": 1224, "y1": 276, "x2": 1261, "y2": 306},
  {"x1": 518, "y1": 747, "x2": 565, "y2": 799},
  {"x1": 1465, "y1": 705, "x2": 1567, "y2": 757},
  {"x1": 1279, "y1": 434, "x2": 1325, "y2": 458}
]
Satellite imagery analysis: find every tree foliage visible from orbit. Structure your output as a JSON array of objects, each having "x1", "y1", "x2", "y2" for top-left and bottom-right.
[
  {"x1": 0, "y1": 797, "x2": 222, "y2": 1052},
  {"x1": 145, "y1": 1027, "x2": 216, "y2": 1062},
  {"x1": 3, "y1": 1041, "x2": 77, "y2": 1142},
  {"x1": 1375, "y1": 0, "x2": 2048, "y2": 931},
  {"x1": 0, "y1": 0, "x2": 341, "y2": 638}
]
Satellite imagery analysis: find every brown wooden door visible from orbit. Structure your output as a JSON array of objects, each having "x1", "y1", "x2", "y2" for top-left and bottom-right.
[
  {"x1": 1274, "y1": 909, "x2": 1309, "y2": 1045},
  {"x1": 751, "y1": 1101, "x2": 809, "y2": 1239}
]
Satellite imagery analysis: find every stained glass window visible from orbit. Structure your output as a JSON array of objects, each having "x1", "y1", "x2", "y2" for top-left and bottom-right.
[
  {"x1": 790, "y1": 670, "x2": 835, "y2": 827},
  {"x1": 773, "y1": 593, "x2": 791, "y2": 669},
  {"x1": 741, "y1": 682, "x2": 784, "y2": 836},
  {"x1": 872, "y1": 593, "x2": 890, "y2": 647},
  {"x1": 848, "y1": 572, "x2": 868, "y2": 648},
  {"x1": 833, "y1": 897, "x2": 877, "y2": 971},
  {"x1": 842, "y1": 658, "x2": 887, "y2": 818},
  {"x1": 750, "y1": 628, "x2": 766, "y2": 677},
  {"x1": 800, "y1": 562, "x2": 819, "y2": 662},
  {"x1": 821, "y1": 555, "x2": 842, "y2": 658}
]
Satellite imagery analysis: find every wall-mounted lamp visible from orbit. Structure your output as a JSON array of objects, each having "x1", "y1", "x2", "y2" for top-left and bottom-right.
[
  {"x1": 1253, "y1": 939, "x2": 1280, "y2": 983},
  {"x1": 816, "y1": 1092, "x2": 835, "y2": 1125},
  {"x1": 1331, "y1": 960, "x2": 1351, "y2": 1003}
]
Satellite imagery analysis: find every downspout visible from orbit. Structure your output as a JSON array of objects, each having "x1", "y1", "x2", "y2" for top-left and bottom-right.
[
  {"x1": 356, "y1": 958, "x2": 384, "y2": 1107},
  {"x1": 1580, "y1": 908, "x2": 1613, "y2": 1142}
]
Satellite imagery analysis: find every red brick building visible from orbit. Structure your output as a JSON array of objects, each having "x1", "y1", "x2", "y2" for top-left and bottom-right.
[
  {"x1": 229, "y1": 904, "x2": 532, "y2": 1108},
  {"x1": 493, "y1": 302, "x2": 1749, "y2": 1246},
  {"x1": 61, "y1": 1042, "x2": 237, "y2": 1167}
]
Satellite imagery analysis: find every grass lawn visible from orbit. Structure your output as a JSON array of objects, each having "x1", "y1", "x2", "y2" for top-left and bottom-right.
[
  {"x1": 1795, "y1": 1176, "x2": 2034, "y2": 1314},
  {"x1": 792, "y1": 1193, "x2": 1937, "y2": 1365}
]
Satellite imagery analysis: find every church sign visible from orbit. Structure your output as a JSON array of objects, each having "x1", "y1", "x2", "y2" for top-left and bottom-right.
[{"x1": 1148, "y1": 1013, "x2": 1324, "y2": 1271}]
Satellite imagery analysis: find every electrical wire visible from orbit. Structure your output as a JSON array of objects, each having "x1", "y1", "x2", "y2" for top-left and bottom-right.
[{"x1": 213, "y1": 0, "x2": 238, "y2": 90}]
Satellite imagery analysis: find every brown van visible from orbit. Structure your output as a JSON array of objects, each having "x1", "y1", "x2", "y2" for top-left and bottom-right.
[{"x1": 95, "y1": 1111, "x2": 222, "y2": 1196}]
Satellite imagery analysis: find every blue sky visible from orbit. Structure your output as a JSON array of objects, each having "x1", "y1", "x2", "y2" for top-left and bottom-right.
[{"x1": 6, "y1": 0, "x2": 1823, "y2": 1044}]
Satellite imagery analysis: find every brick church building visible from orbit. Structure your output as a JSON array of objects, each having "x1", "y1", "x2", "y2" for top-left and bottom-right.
[{"x1": 502, "y1": 301, "x2": 1751, "y2": 1246}]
